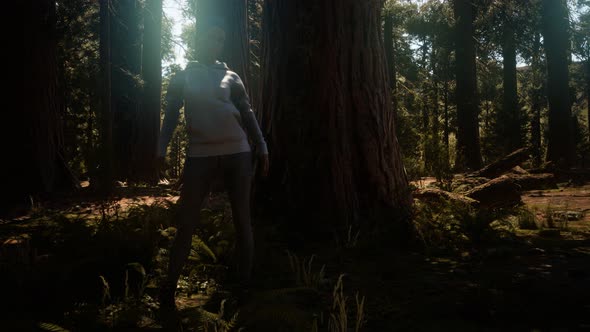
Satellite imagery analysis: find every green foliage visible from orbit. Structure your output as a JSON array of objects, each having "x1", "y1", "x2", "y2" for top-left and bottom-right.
[
  {"x1": 286, "y1": 251, "x2": 326, "y2": 289},
  {"x1": 515, "y1": 207, "x2": 539, "y2": 230},
  {"x1": 328, "y1": 274, "x2": 365, "y2": 332},
  {"x1": 413, "y1": 198, "x2": 515, "y2": 251},
  {"x1": 196, "y1": 299, "x2": 241, "y2": 332},
  {"x1": 38, "y1": 322, "x2": 70, "y2": 332}
]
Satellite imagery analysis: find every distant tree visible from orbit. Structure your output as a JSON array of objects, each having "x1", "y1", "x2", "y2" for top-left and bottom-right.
[
  {"x1": 453, "y1": 0, "x2": 482, "y2": 171},
  {"x1": 541, "y1": 0, "x2": 575, "y2": 167},
  {"x1": 136, "y1": 0, "x2": 163, "y2": 183},
  {"x1": 14, "y1": 0, "x2": 77, "y2": 213}
]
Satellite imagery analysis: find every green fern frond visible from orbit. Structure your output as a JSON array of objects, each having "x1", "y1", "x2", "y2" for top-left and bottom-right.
[
  {"x1": 192, "y1": 235, "x2": 217, "y2": 262},
  {"x1": 37, "y1": 322, "x2": 70, "y2": 332}
]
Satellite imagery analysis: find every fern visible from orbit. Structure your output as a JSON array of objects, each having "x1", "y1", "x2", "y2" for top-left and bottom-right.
[
  {"x1": 192, "y1": 235, "x2": 217, "y2": 262},
  {"x1": 286, "y1": 251, "x2": 326, "y2": 288},
  {"x1": 196, "y1": 299, "x2": 240, "y2": 332},
  {"x1": 37, "y1": 322, "x2": 70, "y2": 332}
]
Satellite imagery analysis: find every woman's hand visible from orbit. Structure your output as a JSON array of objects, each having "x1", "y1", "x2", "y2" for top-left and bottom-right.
[
  {"x1": 156, "y1": 156, "x2": 169, "y2": 181},
  {"x1": 258, "y1": 154, "x2": 269, "y2": 178}
]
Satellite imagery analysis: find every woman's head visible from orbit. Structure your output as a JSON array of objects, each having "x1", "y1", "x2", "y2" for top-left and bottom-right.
[{"x1": 195, "y1": 16, "x2": 226, "y2": 62}]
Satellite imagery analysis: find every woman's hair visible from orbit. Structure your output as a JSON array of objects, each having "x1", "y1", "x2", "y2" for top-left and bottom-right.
[{"x1": 197, "y1": 15, "x2": 226, "y2": 34}]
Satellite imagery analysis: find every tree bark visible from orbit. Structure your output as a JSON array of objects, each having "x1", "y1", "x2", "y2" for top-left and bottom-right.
[
  {"x1": 414, "y1": 188, "x2": 478, "y2": 208},
  {"x1": 97, "y1": 0, "x2": 114, "y2": 193},
  {"x1": 469, "y1": 147, "x2": 530, "y2": 179},
  {"x1": 453, "y1": 0, "x2": 482, "y2": 171},
  {"x1": 137, "y1": 0, "x2": 163, "y2": 183},
  {"x1": 12, "y1": 0, "x2": 76, "y2": 214},
  {"x1": 541, "y1": 0, "x2": 575, "y2": 168},
  {"x1": 465, "y1": 175, "x2": 522, "y2": 208},
  {"x1": 530, "y1": 32, "x2": 543, "y2": 167},
  {"x1": 587, "y1": 60, "x2": 590, "y2": 140},
  {"x1": 110, "y1": 0, "x2": 142, "y2": 181},
  {"x1": 507, "y1": 173, "x2": 557, "y2": 191},
  {"x1": 383, "y1": 13, "x2": 398, "y2": 125},
  {"x1": 501, "y1": 17, "x2": 521, "y2": 154},
  {"x1": 260, "y1": 0, "x2": 412, "y2": 232}
]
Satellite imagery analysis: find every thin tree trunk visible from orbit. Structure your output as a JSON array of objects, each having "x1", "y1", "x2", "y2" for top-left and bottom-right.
[
  {"x1": 444, "y1": 79, "x2": 450, "y2": 164},
  {"x1": 110, "y1": 0, "x2": 142, "y2": 181},
  {"x1": 530, "y1": 32, "x2": 543, "y2": 167},
  {"x1": 97, "y1": 0, "x2": 114, "y2": 193},
  {"x1": 138, "y1": 0, "x2": 163, "y2": 183},
  {"x1": 541, "y1": 0, "x2": 575, "y2": 168},
  {"x1": 260, "y1": 0, "x2": 412, "y2": 234},
  {"x1": 587, "y1": 60, "x2": 590, "y2": 140},
  {"x1": 502, "y1": 17, "x2": 520, "y2": 153},
  {"x1": 453, "y1": 0, "x2": 482, "y2": 171}
]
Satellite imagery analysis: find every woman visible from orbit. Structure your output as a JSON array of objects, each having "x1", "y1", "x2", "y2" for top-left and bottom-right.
[{"x1": 157, "y1": 17, "x2": 269, "y2": 312}]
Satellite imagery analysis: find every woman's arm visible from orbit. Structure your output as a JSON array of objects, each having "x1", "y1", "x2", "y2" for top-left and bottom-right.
[
  {"x1": 230, "y1": 73, "x2": 268, "y2": 155},
  {"x1": 157, "y1": 71, "x2": 185, "y2": 158}
]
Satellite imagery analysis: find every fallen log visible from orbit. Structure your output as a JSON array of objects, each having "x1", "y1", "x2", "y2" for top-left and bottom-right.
[
  {"x1": 414, "y1": 188, "x2": 479, "y2": 207},
  {"x1": 465, "y1": 175, "x2": 522, "y2": 208},
  {"x1": 507, "y1": 173, "x2": 557, "y2": 191},
  {"x1": 469, "y1": 147, "x2": 530, "y2": 179},
  {"x1": 508, "y1": 166, "x2": 529, "y2": 175}
]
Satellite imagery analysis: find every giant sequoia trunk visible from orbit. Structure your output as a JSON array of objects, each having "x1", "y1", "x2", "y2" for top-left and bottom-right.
[
  {"x1": 13, "y1": 0, "x2": 75, "y2": 213},
  {"x1": 453, "y1": 0, "x2": 482, "y2": 171},
  {"x1": 501, "y1": 18, "x2": 521, "y2": 154},
  {"x1": 541, "y1": 0, "x2": 575, "y2": 168},
  {"x1": 259, "y1": 0, "x2": 412, "y2": 232},
  {"x1": 136, "y1": 0, "x2": 163, "y2": 183},
  {"x1": 383, "y1": 14, "x2": 398, "y2": 125}
]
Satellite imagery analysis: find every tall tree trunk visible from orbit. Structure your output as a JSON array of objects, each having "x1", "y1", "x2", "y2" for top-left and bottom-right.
[
  {"x1": 383, "y1": 14, "x2": 398, "y2": 125},
  {"x1": 260, "y1": 0, "x2": 412, "y2": 235},
  {"x1": 421, "y1": 36, "x2": 430, "y2": 171},
  {"x1": 97, "y1": 0, "x2": 114, "y2": 193},
  {"x1": 443, "y1": 51, "x2": 451, "y2": 166},
  {"x1": 587, "y1": 60, "x2": 590, "y2": 140},
  {"x1": 137, "y1": 0, "x2": 163, "y2": 183},
  {"x1": 12, "y1": 0, "x2": 76, "y2": 214},
  {"x1": 501, "y1": 18, "x2": 520, "y2": 153},
  {"x1": 195, "y1": 0, "x2": 250, "y2": 87},
  {"x1": 453, "y1": 0, "x2": 482, "y2": 171},
  {"x1": 444, "y1": 79, "x2": 450, "y2": 164},
  {"x1": 431, "y1": 46, "x2": 441, "y2": 172},
  {"x1": 541, "y1": 0, "x2": 575, "y2": 168},
  {"x1": 110, "y1": 0, "x2": 142, "y2": 181},
  {"x1": 530, "y1": 32, "x2": 543, "y2": 167}
]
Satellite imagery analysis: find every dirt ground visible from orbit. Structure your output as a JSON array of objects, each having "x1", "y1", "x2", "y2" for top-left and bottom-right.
[{"x1": 3, "y1": 180, "x2": 590, "y2": 331}]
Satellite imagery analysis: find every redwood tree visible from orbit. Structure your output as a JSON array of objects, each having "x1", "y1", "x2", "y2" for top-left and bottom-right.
[
  {"x1": 541, "y1": 0, "x2": 575, "y2": 167},
  {"x1": 97, "y1": 0, "x2": 114, "y2": 192},
  {"x1": 259, "y1": 0, "x2": 412, "y2": 233},
  {"x1": 13, "y1": 0, "x2": 76, "y2": 213},
  {"x1": 500, "y1": 6, "x2": 521, "y2": 153},
  {"x1": 453, "y1": 0, "x2": 482, "y2": 171},
  {"x1": 110, "y1": 0, "x2": 142, "y2": 180},
  {"x1": 136, "y1": 0, "x2": 163, "y2": 183}
]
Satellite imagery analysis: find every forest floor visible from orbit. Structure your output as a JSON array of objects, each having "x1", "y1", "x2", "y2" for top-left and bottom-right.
[{"x1": 2, "y1": 180, "x2": 590, "y2": 331}]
